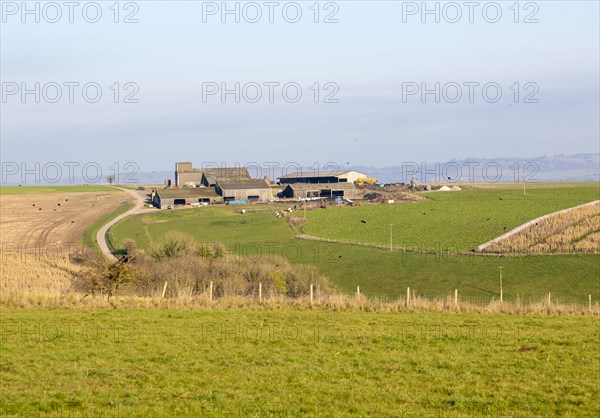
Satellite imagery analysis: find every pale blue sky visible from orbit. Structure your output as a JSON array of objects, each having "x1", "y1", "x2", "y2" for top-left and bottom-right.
[{"x1": 1, "y1": 1, "x2": 599, "y2": 173}]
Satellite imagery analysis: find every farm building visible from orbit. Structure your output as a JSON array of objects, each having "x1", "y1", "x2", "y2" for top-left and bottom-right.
[
  {"x1": 201, "y1": 167, "x2": 252, "y2": 187},
  {"x1": 281, "y1": 182, "x2": 360, "y2": 199},
  {"x1": 174, "y1": 162, "x2": 204, "y2": 186},
  {"x1": 216, "y1": 179, "x2": 272, "y2": 202},
  {"x1": 152, "y1": 188, "x2": 222, "y2": 209},
  {"x1": 175, "y1": 163, "x2": 253, "y2": 187},
  {"x1": 278, "y1": 170, "x2": 367, "y2": 184}
]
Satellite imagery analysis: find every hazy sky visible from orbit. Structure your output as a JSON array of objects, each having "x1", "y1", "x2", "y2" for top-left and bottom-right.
[{"x1": 1, "y1": 0, "x2": 599, "y2": 176}]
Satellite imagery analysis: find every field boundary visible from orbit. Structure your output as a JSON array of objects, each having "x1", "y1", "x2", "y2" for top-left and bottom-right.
[
  {"x1": 1, "y1": 291, "x2": 598, "y2": 315},
  {"x1": 294, "y1": 232, "x2": 598, "y2": 257},
  {"x1": 474, "y1": 200, "x2": 600, "y2": 253}
]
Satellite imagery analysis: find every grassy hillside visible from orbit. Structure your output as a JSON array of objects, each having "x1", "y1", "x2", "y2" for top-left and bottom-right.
[
  {"x1": 1, "y1": 309, "x2": 597, "y2": 417},
  {"x1": 109, "y1": 203, "x2": 599, "y2": 302},
  {"x1": 302, "y1": 187, "x2": 600, "y2": 251},
  {"x1": 0, "y1": 185, "x2": 117, "y2": 195},
  {"x1": 81, "y1": 203, "x2": 136, "y2": 252}
]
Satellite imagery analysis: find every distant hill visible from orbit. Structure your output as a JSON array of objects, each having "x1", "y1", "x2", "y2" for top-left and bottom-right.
[
  {"x1": 2, "y1": 154, "x2": 598, "y2": 185},
  {"x1": 348, "y1": 154, "x2": 600, "y2": 184}
]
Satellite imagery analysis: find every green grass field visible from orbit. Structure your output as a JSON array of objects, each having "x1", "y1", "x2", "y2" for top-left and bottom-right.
[
  {"x1": 81, "y1": 203, "x2": 136, "y2": 253},
  {"x1": 1, "y1": 309, "x2": 598, "y2": 416},
  {"x1": 109, "y1": 194, "x2": 600, "y2": 302},
  {"x1": 0, "y1": 185, "x2": 117, "y2": 195},
  {"x1": 302, "y1": 186, "x2": 600, "y2": 251}
]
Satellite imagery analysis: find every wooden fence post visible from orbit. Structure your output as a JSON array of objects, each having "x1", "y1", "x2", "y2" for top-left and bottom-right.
[
  {"x1": 548, "y1": 292, "x2": 551, "y2": 305},
  {"x1": 259, "y1": 282, "x2": 262, "y2": 302},
  {"x1": 310, "y1": 284, "x2": 314, "y2": 305},
  {"x1": 589, "y1": 294, "x2": 592, "y2": 312},
  {"x1": 454, "y1": 289, "x2": 458, "y2": 307},
  {"x1": 356, "y1": 286, "x2": 360, "y2": 300},
  {"x1": 209, "y1": 281, "x2": 213, "y2": 301},
  {"x1": 161, "y1": 281, "x2": 168, "y2": 298},
  {"x1": 406, "y1": 287, "x2": 410, "y2": 307}
]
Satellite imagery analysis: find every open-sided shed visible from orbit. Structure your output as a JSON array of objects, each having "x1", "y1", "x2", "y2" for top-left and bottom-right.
[
  {"x1": 279, "y1": 170, "x2": 367, "y2": 184},
  {"x1": 281, "y1": 182, "x2": 360, "y2": 199}
]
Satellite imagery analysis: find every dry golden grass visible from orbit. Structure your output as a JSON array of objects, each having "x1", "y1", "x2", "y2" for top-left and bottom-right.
[
  {"x1": 1, "y1": 263, "x2": 597, "y2": 316},
  {"x1": 2, "y1": 293, "x2": 597, "y2": 315},
  {"x1": 0, "y1": 252, "x2": 80, "y2": 300},
  {"x1": 1, "y1": 248, "x2": 596, "y2": 315},
  {"x1": 485, "y1": 202, "x2": 600, "y2": 253}
]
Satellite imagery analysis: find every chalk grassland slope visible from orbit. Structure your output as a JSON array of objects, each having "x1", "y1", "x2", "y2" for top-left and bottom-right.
[
  {"x1": 301, "y1": 187, "x2": 600, "y2": 252},
  {"x1": 1, "y1": 309, "x2": 598, "y2": 417},
  {"x1": 484, "y1": 201, "x2": 600, "y2": 253},
  {"x1": 0, "y1": 185, "x2": 117, "y2": 195},
  {"x1": 0, "y1": 191, "x2": 130, "y2": 254},
  {"x1": 109, "y1": 205, "x2": 599, "y2": 302}
]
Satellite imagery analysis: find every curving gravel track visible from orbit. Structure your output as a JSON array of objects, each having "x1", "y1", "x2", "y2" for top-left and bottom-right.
[{"x1": 96, "y1": 187, "x2": 148, "y2": 261}]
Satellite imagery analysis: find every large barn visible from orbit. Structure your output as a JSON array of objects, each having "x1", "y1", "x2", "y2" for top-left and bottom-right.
[
  {"x1": 152, "y1": 188, "x2": 222, "y2": 209},
  {"x1": 278, "y1": 170, "x2": 367, "y2": 184},
  {"x1": 174, "y1": 162, "x2": 204, "y2": 186},
  {"x1": 201, "y1": 167, "x2": 252, "y2": 187},
  {"x1": 159, "y1": 162, "x2": 273, "y2": 208},
  {"x1": 216, "y1": 179, "x2": 272, "y2": 202},
  {"x1": 175, "y1": 163, "x2": 252, "y2": 187},
  {"x1": 281, "y1": 182, "x2": 360, "y2": 199}
]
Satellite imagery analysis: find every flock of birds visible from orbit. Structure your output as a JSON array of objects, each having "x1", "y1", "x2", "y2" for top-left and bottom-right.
[{"x1": 32, "y1": 198, "x2": 75, "y2": 223}]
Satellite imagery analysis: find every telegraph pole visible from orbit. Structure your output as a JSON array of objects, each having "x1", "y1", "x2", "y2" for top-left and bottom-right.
[
  {"x1": 304, "y1": 198, "x2": 307, "y2": 219},
  {"x1": 498, "y1": 266, "x2": 503, "y2": 302}
]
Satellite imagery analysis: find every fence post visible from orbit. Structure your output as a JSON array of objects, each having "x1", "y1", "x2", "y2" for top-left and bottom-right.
[
  {"x1": 209, "y1": 281, "x2": 213, "y2": 301},
  {"x1": 310, "y1": 284, "x2": 314, "y2": 305},
  {"x1": 259, "y1": 283, "x2": 262, "y2": 302},
  {"x1": 589, "y1": 294, "x2": 592, "y2": 312},
  {"x1": 406, "y1": 287, "x2": 410, "y2": 307},
  {"x1": 548, "y1": 292, "x2": 551, "y2": 305},
  {"x1": 454, "y1": 289, "x2": 458, "y2": 307},
  {"x1": 356, "y1": 286, "x2": 360, "y2": 300},
  {"x1": 161, "y1": 281, "x2": 168, "y2": 298}
]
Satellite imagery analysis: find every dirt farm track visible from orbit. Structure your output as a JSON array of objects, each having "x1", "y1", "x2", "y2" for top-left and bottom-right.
[{"x1": 0, "y1": 190, "x2": 129, "y2": 254}]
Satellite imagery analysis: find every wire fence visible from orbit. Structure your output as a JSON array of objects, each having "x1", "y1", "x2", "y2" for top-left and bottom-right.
[{"x1": 335, "y1": 288, "x2": 597, "y2": 309}]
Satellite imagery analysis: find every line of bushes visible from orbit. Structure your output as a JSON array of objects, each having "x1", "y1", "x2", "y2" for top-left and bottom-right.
[{"x1": 72, "y1": 231, "x2": 332, "y2": 299}]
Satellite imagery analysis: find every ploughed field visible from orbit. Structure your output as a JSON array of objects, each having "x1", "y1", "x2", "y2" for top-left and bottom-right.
[{"x1": 0, "y1": 186, "x2": 125, "y2": 254}]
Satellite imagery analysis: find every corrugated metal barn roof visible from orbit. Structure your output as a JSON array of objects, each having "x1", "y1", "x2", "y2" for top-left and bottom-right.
[
  {"x1": 279, "y1": 170, "x2": 364, "y2": 178},
  {"x1": 157, "y1": 188, "x2": 220, "y2": 198},
  {"x1": 203, "y1": 168, "x2": 251, "y2": 184},
  {"x1": 218, "y1": 179, "x2": 271, "y2": 190},
  {"x1": 285, "y1": 183, "x2": 357, "y2": 190}
]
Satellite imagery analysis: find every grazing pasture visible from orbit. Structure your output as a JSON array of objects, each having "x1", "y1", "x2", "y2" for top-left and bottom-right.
[
  {"x1": 301, "y1": 186, "x2": 600, "y2": 252},
  {"x1": 1, "y1": 309, "x2": 598, "y2": 417},
  {"x1": 109, "y1": 199, "x2": 599, "y2": 302}
]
